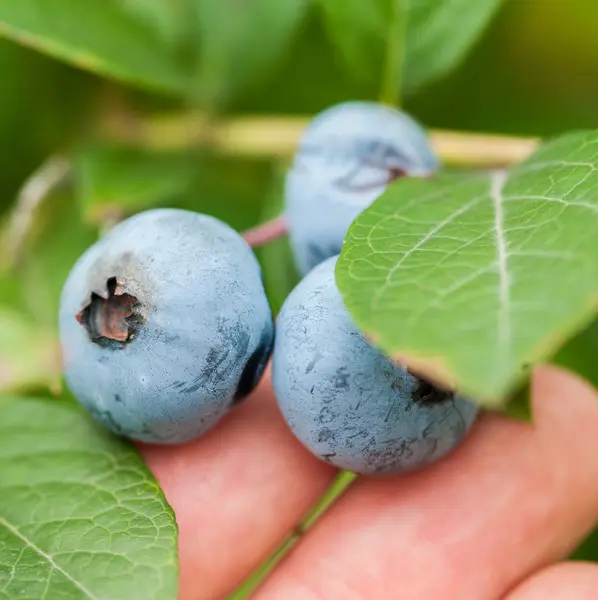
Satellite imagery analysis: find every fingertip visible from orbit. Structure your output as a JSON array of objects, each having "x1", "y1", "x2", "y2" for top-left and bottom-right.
[{"x1": 138, "y1": 373, "x2": 337, "y2": 600}]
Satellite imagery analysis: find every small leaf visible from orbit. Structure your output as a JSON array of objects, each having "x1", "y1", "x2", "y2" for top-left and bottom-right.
[
  {"x1": 0, "y1": 0, "x2": 188, "y2": 94},
  {"x1": 404, "y1": 0, "x2": 503, "y2": 92},
  {"x1": 337, "y1": 131, "x2": 598, "y2": 406},
  {"x1": 572, "y1": 527, "x2": 598, "y2": 561},
  {"x1": 553, "y1": 318, "x2": 598, "y2": 389},
  {"x1": 503, "y1": 382, "x2": 532, "y2": 422},
  {"x1": 193, "y1": 0, "x2": 307, "y2": 105},
  {"x1": 74, "y1": 146, "x2": 197, "y2": 223},
  {"x1": 0, "y1": 397, "x2": 178, "y2": 599}
]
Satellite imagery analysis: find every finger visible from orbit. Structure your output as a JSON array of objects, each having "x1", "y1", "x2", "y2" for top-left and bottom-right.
[
  {"x1": 255, "y1": 366, "x2": 598, "y2": 600},
  {"x1": 505, "y1": 562, "x2": 598, "y2": 599},
  {"x1": 139, "y1": 370, "x2": 337, "y2": 600}
]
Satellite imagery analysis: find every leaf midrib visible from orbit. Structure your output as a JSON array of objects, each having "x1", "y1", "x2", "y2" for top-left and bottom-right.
[
  {"x1": 489, "y1": 169, "x2": 512, "y2": 360},
  {"x1": 0, "y1": 515, "x2": 99, "y2": 599}
]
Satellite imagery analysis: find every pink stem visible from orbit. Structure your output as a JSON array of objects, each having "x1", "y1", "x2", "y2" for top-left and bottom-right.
[{"x1": 242, "y1": 215, "x2": 289, "y2": 248}]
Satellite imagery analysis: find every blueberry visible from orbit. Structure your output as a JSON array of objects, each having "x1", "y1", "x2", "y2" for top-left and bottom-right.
[
  {"x1": 285, "y1": 101, "x2": 439, "y2": 274},
  {"x1": 59, "y1": 208, "x2": 274, "y2": 444},
  {"x1": 272, "y1": 256, "x2": 477, "y2": 475}
]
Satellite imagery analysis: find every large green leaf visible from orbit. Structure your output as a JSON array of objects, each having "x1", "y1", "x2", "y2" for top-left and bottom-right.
[
  {"x1": 193, "y1": 0, "x2": 307, "y2": 105},
  {"x1": 404, "y1": 0, "x2": 503, "y2": 92},
  {"x1": 337, "y1": 131, "x2": 598, "y2": 406},
  {"x1": 0, "y1": 397, "x2": 178, "y2": 599},
  {"x1": 0, "y1": 0, "x2": 188, "y2": 94}
]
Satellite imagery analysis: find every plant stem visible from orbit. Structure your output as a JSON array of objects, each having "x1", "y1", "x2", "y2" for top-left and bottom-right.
[
  {"x1": 299, "y1": 470, "x2": 357, "y2": 531},
  {"x1": 379, "y1": 0, "x2": 410, "y2": 107},
  {"x1": 226, "y1": 533, "x2": 299, "y2": 600},
  {"x1": 242, "y1": 216, "x2": 288, "y2": 247},
  {"x1": 1, "y1": 156, "x2": 71, "y2": 270},
  {"x1": 98, "y1": 111, "x2": 540, "y2": 168},
  {"x1": 226, "y1": 471, "x2": 357, "y2": 600}
]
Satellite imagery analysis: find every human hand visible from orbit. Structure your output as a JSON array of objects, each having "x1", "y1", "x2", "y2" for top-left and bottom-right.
[{"x1": 140, "y1": 366, "x2": 598, "y2": 600}]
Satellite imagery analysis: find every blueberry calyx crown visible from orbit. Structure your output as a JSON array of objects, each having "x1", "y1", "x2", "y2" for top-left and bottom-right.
[{"x1": 76, "y1": 277, "x2": 143, "y2": 348}]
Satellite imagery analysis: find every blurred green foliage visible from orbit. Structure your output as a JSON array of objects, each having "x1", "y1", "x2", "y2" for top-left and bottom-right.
[
  {"x1": 0, "y1": 0, "x2": 598, "y2": 589},
  {"x1": 413, "y1": 0, "x2": 598, "y2": 135},
  {"x1": 0, "y1": 41, "x2": 93, "y2": 216}
]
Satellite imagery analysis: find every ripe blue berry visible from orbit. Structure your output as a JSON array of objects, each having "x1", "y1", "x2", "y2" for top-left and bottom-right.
[
  {"x1": 285, "y1": 101, "x2": 439, "y2": 274},
  {"x1": 272, "y1": 256, "x2": 477, "y2": 475},
  {"x1": 59, "y1": 209, "x2": 274, "y2": 444}
]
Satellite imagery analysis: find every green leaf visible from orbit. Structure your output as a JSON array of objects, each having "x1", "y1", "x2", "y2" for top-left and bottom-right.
[
  {"x1": 180, "y1": 155, "x2": 272, "y2": 231},
  {"x1": 404, "y1": 0, "x2": 503, "y2": 93},
  {"x1": 0, "y1": 271, "x2": 23, "y2": 312},
  {"x1": 553, "y1": 318, "x2": 598, "y2": 389},
  {"x1": 77, "y1": 149, "x2": 271, "y2": 230},
  {"x1": 255, "y1": 166, "x2": 300, "y2": 314},
  {"x1": 316, "y1": 0, "x2": 389, "y2": 88},
  {"x1": 337, "y1": 131, "x2": 598, "y2": 406},
  {"x1": 0, "y1": 0, "x2": 188, "y2": 94},
  {"x1": 503, "y1": 381, "x2": 532, "y2": 422},
  {"x1": 0, "y1": 397, "x2": 178, "y2": 599},
  {"x1": 0, "y1": 310, "x2": 59, "y2": 393},
  {"x1": 572, "y1": 527, "x2": 598, "y2": 561},
  {"x1": 75, "y1": 146, "x2": 197, "y2": 223},
  {"x1": 193, "y1": 0, "x2": 307, "y2": 105},
  {"x1": 314, "y1": 0, "x2": 502, "y2": 96},
  {"x1": 117, "y1": 0, "x2": 190, "y2": 49},
  {"x1": 0, "y1": 41, "x2": 95, "y2": 218}
]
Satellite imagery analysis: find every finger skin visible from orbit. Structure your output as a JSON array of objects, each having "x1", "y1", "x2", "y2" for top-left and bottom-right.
[
  {"x1": 505, "y1": 562, "x2": 598, "y2": 599},
  {"x1": 255, "y1": 367, "x2": 598, "y2": 600},
  {"x1": 140, "y1": 372, "x2": 336, "y2": 600}
]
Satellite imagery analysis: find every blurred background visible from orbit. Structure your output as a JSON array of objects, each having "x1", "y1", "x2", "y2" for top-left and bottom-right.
[{"x1": 0, "y1": 0, "x2": 598, "y2": 565}]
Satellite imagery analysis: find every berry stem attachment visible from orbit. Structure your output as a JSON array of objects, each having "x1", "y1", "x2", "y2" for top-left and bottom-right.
[{"x1": 242, "y1": 215, "x2": 289, "y2": 248}]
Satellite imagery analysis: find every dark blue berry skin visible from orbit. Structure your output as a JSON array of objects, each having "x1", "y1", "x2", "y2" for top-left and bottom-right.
[
  {"x1": 59, "y1": 209, "x2": 274, "y2": 444},
  {"x1": 285, "y1": 101, "x2": 439, "y2": 275},
  {"x1": 272, "y1": 256, "x2": 478, "y2": 475}
]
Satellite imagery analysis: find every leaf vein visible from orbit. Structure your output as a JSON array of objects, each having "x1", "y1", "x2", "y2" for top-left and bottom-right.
[
  {"x1": 0, "y1": 516, "x2": 100, "y2": 599},
  {"x1": 371, "y1": 192, "x2": 486, "y2": 309}
]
